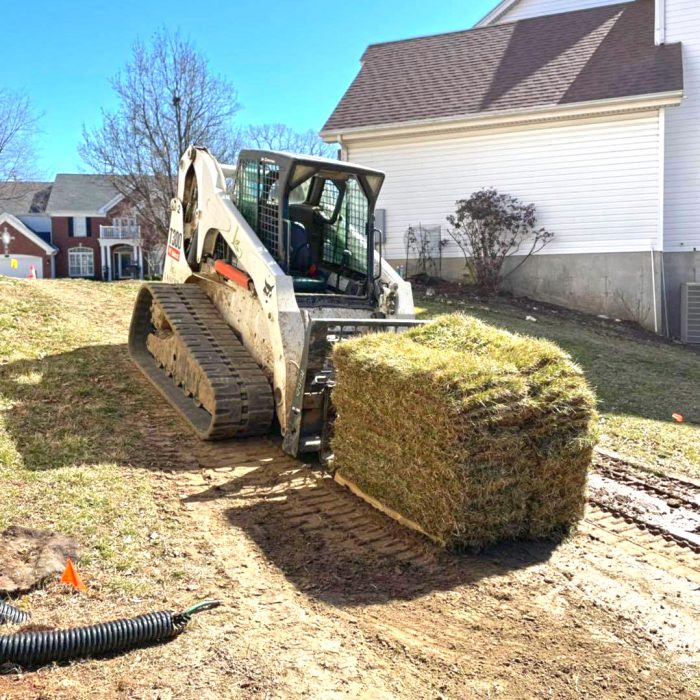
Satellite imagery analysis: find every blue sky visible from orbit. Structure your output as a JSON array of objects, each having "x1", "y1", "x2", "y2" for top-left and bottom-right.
[{"x1": 1, "y1": 0, "x2": 494, "y2": 178}]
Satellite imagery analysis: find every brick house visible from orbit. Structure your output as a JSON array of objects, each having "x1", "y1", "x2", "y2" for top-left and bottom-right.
[
  {"x1": 0, "y1": 175, "x2": 162, "y2": 280},
  {"x1": 0, "y1": 183, "x2": 55, "y2": 278}
]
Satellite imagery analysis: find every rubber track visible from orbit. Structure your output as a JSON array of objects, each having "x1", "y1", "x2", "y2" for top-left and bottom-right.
[{"x1": 129, "y1": 283, "x2": 274, "y2": 440}]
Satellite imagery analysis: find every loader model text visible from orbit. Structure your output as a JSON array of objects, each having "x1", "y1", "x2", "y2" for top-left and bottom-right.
[{"x1": 167, "y1": 228, "x2": 183, "y2": 261}]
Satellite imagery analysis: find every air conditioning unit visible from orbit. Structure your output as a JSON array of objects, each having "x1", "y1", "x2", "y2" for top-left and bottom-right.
[{"x1": 681, "y1": 283, "x2": 700, "y2": 344}]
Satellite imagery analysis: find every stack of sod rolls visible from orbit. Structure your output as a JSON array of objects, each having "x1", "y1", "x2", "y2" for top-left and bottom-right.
[{"x1": 331, "y1": 314, "x2": 597, "y2": 550}]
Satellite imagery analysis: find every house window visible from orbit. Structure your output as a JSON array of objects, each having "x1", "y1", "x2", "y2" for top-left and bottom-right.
[
  {"x1": 68, "y1": 247, "x2": 94, "y2": 277},
  {"x1": 73, "y1": 217, "x2": 88, "y2": 237},
  {"x1": 113, "y1": 215, "x2": 137, "y2": 235}
]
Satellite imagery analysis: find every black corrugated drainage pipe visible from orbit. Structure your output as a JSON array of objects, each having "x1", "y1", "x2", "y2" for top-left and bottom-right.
[
  {"x1": 0, "y1": 602, "x2": 31, "y2": 626},
  {"x1": 0, "y1": 600, "x2": 221, "y2": 668}
]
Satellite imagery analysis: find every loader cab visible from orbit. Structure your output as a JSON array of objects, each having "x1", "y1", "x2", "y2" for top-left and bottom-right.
[{"x1": 231, "y1": 150, "x2": 384, "y2": 306}]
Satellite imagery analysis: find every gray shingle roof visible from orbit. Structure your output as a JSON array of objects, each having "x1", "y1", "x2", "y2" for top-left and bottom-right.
[
  {"x1": 46, "y1": 174, "x2": 122, "y2": 213},
  {"x1": 0, "y1": 182, "x2": 52, "y2": 215},
  {"x1": 322, "y1": 0, "x2": 683, "y2": 134}
]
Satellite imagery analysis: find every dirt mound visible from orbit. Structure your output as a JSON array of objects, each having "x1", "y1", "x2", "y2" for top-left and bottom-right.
[{"x1": 0, "y1": 526, "x2": 79, "y2": 594}]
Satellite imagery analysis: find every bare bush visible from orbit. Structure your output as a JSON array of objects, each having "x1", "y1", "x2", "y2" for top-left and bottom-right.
[
  {"x1": 404, "y1": 224, "x2": 449, "y2": 279},
  {"x1": 446, "y1": 189, "x2": 553, "y2": 293}
]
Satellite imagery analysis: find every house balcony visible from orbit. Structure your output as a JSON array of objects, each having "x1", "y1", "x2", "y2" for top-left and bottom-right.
[{"x1": 99, "y1": 225, "x2": 141, "y2": 241}]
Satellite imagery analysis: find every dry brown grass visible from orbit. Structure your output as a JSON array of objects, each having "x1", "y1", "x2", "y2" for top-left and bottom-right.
[{"x1": 332, "y1": 314, "x2": 598, "y2": 549}]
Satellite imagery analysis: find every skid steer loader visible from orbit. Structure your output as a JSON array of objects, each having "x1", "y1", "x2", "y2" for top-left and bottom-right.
[{"x1": 129, "y1": 146, "x2": 419, "y2": 458}]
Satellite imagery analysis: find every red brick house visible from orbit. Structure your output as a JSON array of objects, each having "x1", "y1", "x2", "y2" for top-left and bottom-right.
[
  {"x1": 0, "y1": 176, "x2": 162, "y2": 280},
  {"x1": 0, "y1": 182, "x2": 55, "y2": 278}
]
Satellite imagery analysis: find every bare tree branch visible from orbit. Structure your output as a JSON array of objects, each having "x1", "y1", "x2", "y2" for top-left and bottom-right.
[
  {"x1": 242, "y1": 123, "x2": 336, "y2": 158},
  {"x1": 79, "y1": 28, "x2": 241, "y2": 246},
  {"x1": 0, "y1": 89, "x2": 41, "y2": 196}
]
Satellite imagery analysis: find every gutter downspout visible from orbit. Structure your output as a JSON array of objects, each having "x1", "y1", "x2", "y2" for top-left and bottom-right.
[
  {"x1": 658, "y1": 106, "x2": 668, "y2": 335},
  {"x1": 650, "y1": 248, "x2": 659, "y2": 334},
  {"x1": 660, "y1": 251, "x2": 669, "y2": 336},
  {"x1": 337, "y1": 134, "x2": 348, "y2": 161}
]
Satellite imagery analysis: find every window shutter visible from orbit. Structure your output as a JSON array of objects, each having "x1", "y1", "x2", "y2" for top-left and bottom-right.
[
  {"x1": 68, "y1": 218, "x2": 74, "y2": 237},
  {"x1": 86, "y1": 217, "x2": 92, "y2": 237}
]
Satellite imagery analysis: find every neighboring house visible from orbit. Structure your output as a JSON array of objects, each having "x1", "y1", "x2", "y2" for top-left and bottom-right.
[
  {"x1": 322, "y1": 0, "x2": 699, "y2": 336},
  {"x1": 0, "y1": 175, "x2": 160, "y2": 281},
  {"x1": 0, "y1": 183, "x2": 56, "y2": 279}
]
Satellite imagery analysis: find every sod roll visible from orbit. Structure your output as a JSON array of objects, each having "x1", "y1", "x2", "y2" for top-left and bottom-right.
[{"x1": 331, "y1": 314, "x2": 597, "y2": 550}]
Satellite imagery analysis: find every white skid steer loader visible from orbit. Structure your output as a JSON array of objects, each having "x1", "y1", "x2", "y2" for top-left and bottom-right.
[{"x1": 129, "y1": 146, "x2": 419, "y2": 458}]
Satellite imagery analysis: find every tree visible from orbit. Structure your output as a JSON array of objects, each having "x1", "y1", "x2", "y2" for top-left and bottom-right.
[
  {"x1": 0, "y1": 89, "x2": 40, "y2": 189},
  {"x1": 80, "y1": 29, "x2": 241, "y2": 243},
  {"x1": 243, "y1": 123, "x2": 336, "y2": 158},
  {"x1": 446, "y1": 189, "x2": 554, "y2": 293}
]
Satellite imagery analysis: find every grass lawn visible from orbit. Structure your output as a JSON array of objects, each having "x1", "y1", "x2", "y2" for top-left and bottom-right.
[
  {"x1": 0, "y1": 276, "x2": 697, "y2": 596},
  {"x1": 415, "y1": 291, "x2": 700, "y2": 479},
  {"x1": 0, "y1": 278, "x2": 698, "y2": 700},
  {"x1": 0, "y1": 278, "x2": 175, "y2": 594}
]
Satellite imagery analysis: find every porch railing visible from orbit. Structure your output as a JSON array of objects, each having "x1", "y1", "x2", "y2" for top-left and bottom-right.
[{"x1": 99, "y1": 225, "x2": 141, "y2": 239}]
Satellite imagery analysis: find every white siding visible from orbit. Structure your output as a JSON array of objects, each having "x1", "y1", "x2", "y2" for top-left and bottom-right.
[
  {"x1": 346, "y1": 113, "x2": 661, "y2": 260},
  {"x1": 494, "y1": 0, "x2": 632, "y2": 23},
  {"x1": 664, "y1": 0, "x2": 700, "y2": 251}
]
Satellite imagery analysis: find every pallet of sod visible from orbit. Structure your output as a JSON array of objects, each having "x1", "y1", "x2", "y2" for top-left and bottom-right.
[{"x1": 331, "y1": 314, "x2": 597, "y2": 550}]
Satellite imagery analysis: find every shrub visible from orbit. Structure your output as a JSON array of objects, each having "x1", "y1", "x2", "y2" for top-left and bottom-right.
[{"x1": 446, "y1": 189, "x2": 553, "y2": 293}]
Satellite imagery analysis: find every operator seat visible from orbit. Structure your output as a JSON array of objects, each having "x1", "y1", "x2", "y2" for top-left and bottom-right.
[{"x1": 288, "y1": 216, "x2": 326, "y2": 293}]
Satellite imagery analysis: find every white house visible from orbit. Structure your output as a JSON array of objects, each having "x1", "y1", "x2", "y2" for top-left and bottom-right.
[{"x1": 321, "y1": 0, "x2": 699, "y2": 337}]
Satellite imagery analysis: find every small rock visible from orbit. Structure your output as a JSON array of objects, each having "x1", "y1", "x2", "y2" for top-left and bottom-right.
[{"x1": 526, "y1": 315, "x2": 537, "y2": 322}]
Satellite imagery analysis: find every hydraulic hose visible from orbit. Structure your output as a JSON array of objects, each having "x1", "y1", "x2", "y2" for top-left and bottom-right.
[
  {"x1": 0, "y1": 602, "x2": 31, "y2": 626},
  {"x1": 0, "y1": 600, "x2": 220, "y2": 668}
]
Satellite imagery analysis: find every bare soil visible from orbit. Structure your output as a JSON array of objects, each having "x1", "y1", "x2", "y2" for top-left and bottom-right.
[{"x1": 2, "y1": 403, "x2": 698, "y2": 699}]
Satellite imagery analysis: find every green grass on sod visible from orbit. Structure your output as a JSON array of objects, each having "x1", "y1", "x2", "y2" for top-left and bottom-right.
[{"x1": 332, "y1": 314, "x2": 597, "y2": 549}]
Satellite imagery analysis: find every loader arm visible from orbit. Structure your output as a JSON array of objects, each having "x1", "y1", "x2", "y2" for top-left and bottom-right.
[{"x1": 163, "y1": 146, "x2": 306, "y2": 428}]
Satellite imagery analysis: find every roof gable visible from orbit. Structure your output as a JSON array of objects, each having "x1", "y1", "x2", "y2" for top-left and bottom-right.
[
  {"x1": 476, "y1": 0, "x2": 636, "y2": 27},
  {"x1": 476, "y1": 0, "x2": 523, "y2": 25},
  {"x1": 322, "y1": 0, "x2": 682, "y2": 135},
  {"x1": 0, "y1": 212, "x2": 57, "y2": 255}
]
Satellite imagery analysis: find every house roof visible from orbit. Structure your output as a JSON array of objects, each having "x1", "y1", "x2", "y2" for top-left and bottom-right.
[
  {"x1": 0, "y1": 182, "x2": 52, "y2": 215},
  {"x1": 322, "y1": 0, "x2": 683, "y2": 135},
  {"x1": 46, "y1": 174, "x2": 123, "y2": 214}
]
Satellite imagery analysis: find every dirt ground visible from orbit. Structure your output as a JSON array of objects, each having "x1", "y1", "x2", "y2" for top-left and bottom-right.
[
  {"x1": 3, "y1": 412, "x2": 699, "y2": 699},
  {"x1": 1, "y1": 280, "x2": 699, "y2": 698}
]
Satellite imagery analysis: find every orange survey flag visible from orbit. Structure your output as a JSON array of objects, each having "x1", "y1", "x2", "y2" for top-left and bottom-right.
[{"x1": 60, "y1": 559, "x2": 87, "y2": 591}]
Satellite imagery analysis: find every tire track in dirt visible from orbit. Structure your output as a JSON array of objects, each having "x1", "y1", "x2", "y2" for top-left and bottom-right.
[{"x1": 138, "y1": 409, "x2": 699, "y2": 698}]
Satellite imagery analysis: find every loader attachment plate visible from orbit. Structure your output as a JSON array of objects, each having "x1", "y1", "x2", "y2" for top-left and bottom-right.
[
  {"x1": 129, "y1": 283, "x2": 274, "y2": 440},
  {"x1": 283, "y1": 317, "x2": 425, "y2": 458}
]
